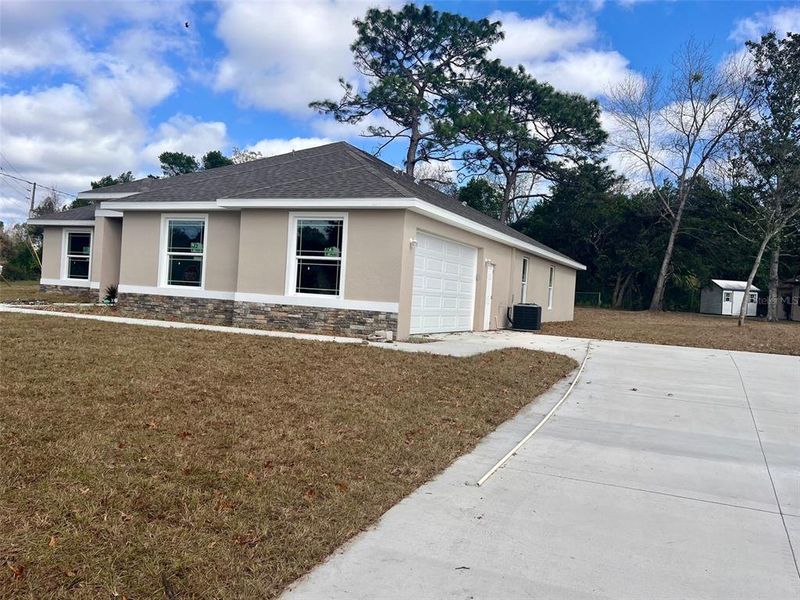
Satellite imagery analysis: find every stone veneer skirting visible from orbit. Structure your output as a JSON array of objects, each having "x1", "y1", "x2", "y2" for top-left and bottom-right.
[
  {"x1": 40, "y1": 284, "x2": 97, "y2": 301},
  {"x1": 118, "y1": 292, "x2": 398, "y2": 337}
]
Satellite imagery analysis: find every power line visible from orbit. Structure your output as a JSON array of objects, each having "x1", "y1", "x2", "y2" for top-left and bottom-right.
[{"x1": 0, "y1": 171, "x2": 77, "y2": 198}]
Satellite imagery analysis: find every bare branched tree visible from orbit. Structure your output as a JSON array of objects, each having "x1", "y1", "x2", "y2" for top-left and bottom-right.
[
  {"x1": 607, "y1": 40, "x2": 755, "y2": 310},
  {"x1": 729, "y1": 32, "x2": 800, "y2": 326}
]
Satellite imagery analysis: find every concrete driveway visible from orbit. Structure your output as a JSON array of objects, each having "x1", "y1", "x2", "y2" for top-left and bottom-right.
[{"x1": 285, "y1": 334, "x2": 800, "y2": 599}]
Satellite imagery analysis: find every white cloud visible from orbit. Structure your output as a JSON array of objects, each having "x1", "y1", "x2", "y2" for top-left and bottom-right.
[
  {"x1": 0, "y1": 0, "x2": 201, "y2": 224},
  {"x1": 214, "y1": 1, "x2": 384, "y2": 114},
  {"x1": 489, "y1": 10, "x2": 637, "y2": 98},
  {"x1": 246, "y1": 137, "x2": 334, "y2": 157},
  {"x1": 491, "y1": 12, "x2": 597, "y2": 63},
  {"x1": 0, "y1": 195, "x2": 30, "y2": 226},
  {"x1": 730, "y1": 6, "x2": 800, "y2": 43},
  {"x1": 142, "y1": 115, "x2": 228, "y2": 169}
]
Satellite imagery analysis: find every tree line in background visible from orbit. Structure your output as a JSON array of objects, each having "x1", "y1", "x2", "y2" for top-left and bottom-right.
[{"x1": 3, "y1": 4, "x2": 797, "y2": 323}]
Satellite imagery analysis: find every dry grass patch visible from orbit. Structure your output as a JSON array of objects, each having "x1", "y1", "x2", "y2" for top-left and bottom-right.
[
  {"x1": 543, "y1": 307, "x2": 800, "y2": 356},
  {"x1": 0, "y1": 313, "x2": 574, "y2": 598},
  {"x1": 0, "y1": 280, "x2": 90, "y2": 304}
]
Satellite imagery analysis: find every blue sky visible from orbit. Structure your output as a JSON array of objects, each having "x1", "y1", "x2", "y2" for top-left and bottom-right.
[{"x1": 1, "y1": 0, "x2": 798, "y2": 224}]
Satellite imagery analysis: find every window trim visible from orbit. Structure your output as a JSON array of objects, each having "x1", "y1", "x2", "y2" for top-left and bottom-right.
[
  {"x1": 158, "y1": 214, "x2": 209, "y2": 290},
  {"x1": 521, "y1": 257, "x2": 529, "y2": 303},
  {"x1": 723, "y1": 290, "x2": 733, "y2": 303},
  {"x1": 748, "y1": 291, "x2": 758, "y2": 304},
  {"x1": 285, "y1": 212, "x2": 348, "y2": 299},
  {"x1": 61, "y1": 228, "x2": 93, "y2": 282},
  {"x1": 547, "y1": 265, "x2": 555, "y2": 310}
]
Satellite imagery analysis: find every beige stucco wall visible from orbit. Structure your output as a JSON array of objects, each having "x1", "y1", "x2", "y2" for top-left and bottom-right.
[
  {"x1": 118, "y1": 212, "x2": 161, "y2": 287},
  {"x1": 206, "y1": 212, "x2": 240, "y2": 292},
  {"x1": 236, "y1": 209, "x2": 288, "y2": 295},
  {"x1": 40, "y1": 227, "x2": 63, "y2": 280},
  {"x1": 343, "y1": 210, "x2": 404, "y2": 302},
  {"x1": 104, "y1": 206, "x2": 577, "y2": 335},
  {"x1": 119, "y1": 211, "x2": 241, "y2": 291},
  {"x1": 93, "y1": 216, "x2": 122, "y2": 298},
  {"x1": 40, "y1": 225, "x2": 97, "y2": 283},
  {"x1": 396, "y1": 211, "x2": 577, "y2": 338},
  {"x1": 236, "y1": 209, "x2": 404, "y2": 302}
]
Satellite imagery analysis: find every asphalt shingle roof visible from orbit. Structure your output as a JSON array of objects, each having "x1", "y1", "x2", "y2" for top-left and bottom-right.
[
  {"x1": 54, "y1": 142, "x2": 578, "y2": 264},
  {"x1": 31, "y1": 204, "x2": 97, "y2": 221}
]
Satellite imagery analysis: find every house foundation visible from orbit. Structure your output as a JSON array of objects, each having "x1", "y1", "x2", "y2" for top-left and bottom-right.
[{"x1": 118, "y1": 292, "x2": 398, "y2": 338}]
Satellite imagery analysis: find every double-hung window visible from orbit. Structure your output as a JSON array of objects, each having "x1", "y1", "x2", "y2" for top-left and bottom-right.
[
  {"x1": 520, "y1": 258, "x2": 529, "y2": 303},
  {"x1": 165, "y1": 218, "x2": 205, "y2": 287},
  {"x1": 65, "y1": 230, "x2": 91, "y2": 280},
  {"x1": 547, "y1": 266, "x2": 555, "y2": 309},
  {"x1": 292, "y1": 216, "x2": 345, "y2": 296}
]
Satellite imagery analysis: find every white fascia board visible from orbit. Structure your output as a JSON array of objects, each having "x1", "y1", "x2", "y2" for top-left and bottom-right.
[
  {"x1": 41, "y1": 278, "x2": 100, "y2": 289},
  {"x1": 76, "y1": 192, "x2": 140, "y2": 200},
  {"x1": 407, "y1": 200, "x2": 587, "y2": 271},
  {"x1": 28, "y1": 219, "x2": 95, "y2": 226},
  {"x1": 118, "y1": 284, "x2": 399, "y2": 312},
  {"x1": 100, "y1": 201, "x2": 225, "y2": 211},
  {"x1": 95, "y1": 209, "x2": 124, "y2": 217},
  {"x1": 216, "y1": 198, "x2": 415, "y2": 209}
]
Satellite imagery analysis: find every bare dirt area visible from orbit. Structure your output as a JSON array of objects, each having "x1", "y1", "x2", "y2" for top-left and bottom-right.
[
  {"x1": 0, "y1": 312, "x2": 574, "y2": 598},
  {"x1": 542, "y1": 307, "x2": 800, "y2": 356}
]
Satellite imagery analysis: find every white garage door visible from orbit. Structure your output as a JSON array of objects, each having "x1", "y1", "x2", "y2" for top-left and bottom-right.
[{"x1": 410, "y1": 232, "x2": 477, "y2": 334}]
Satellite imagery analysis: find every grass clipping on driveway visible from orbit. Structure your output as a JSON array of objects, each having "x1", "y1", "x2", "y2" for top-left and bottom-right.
[{"x1": 0, "y1": 314, "x2": 575, "y2": 598}]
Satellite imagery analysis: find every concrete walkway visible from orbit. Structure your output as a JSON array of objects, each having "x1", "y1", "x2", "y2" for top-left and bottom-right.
[{"x1": 284, "y1": 334, "x2": 800, "y2": 599}]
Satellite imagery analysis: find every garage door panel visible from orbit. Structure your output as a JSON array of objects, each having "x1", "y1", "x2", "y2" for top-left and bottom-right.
[{"x1": 410, "y1": 232, "x2": 477, "y2": 335}]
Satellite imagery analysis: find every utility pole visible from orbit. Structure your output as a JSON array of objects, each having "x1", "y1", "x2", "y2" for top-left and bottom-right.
[{"x1": 28, "y1": 181, "x2": 36, "y2": 216}]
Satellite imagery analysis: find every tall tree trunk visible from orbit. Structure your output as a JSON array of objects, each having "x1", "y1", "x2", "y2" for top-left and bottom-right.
[
  {"x1": 500, "y1": 173, "x2": 516, "y2": 224},
  {"x1": 611, "y1": 272, "x2": 622, "y2": 308},
  {"x1": 649, "y1": 195, "x2": 688, "y2": 311},
  {"x1": 766, "y1": 240, "x2": 780, "y2": 321},
  {"x1": 612, "y1": 272, "x2": 633, "y2": 308},
  {"x1": 404, "y1": 127, "x2": 420, "y2": 176},
  {"x1": 737, "y1": 234, "x2": 771, "y2": 327}
]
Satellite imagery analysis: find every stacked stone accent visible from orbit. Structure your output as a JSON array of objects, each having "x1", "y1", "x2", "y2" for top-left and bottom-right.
[
  {"x1": 39, "y1": 284, "x2": 96, "y2": 302},
  {"x1": 232, "y1": 301, "x2": 398, "y2": 337},
  {"x1": 117, "y1": 292, "x2": 398, "y2": 338},
  {"x1": 118, "y1": 293, "x2": 234, "y2": 326}
]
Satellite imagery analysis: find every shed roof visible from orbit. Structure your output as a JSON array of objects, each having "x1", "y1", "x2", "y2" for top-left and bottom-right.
[{"x1": 711, "y1": 279, "x2": 760, "y2": 292}]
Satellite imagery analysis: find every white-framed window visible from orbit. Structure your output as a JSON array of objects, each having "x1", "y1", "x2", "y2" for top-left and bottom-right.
[
  {"x1": 287, "y1": 213, "x2": 347, "y2": 297},
  {"x1": 547, "y1": 265, "x2": 555, "y2": 309},
  {"x1": 63, "y1": 229, "x2": 92, "y2": 280},
  {"x1": 748, "y1": 291, "x2": 758, "y2": 304},
  {"x1": 160, "y1": 215, "x2": 207, "y2": 288},
  {"x1": 723, "y1": 290, "x2": 733, "y2": 303},
  {"x1": 521, "y1": 257, "x2": 529, "y2": 303}
]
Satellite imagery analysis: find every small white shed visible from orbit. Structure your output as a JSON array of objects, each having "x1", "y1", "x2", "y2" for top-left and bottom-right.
[{"x1": 700, "y1": 280, "x2": 759, "y2": 317}]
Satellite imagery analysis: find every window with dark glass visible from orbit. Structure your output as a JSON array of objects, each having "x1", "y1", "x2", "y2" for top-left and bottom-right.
[
  {"x1": 166, "y1": 219, "x2": 205, "y2": 287},
  {"x1": 66, "y1": 231, "x2": 91, "y2": 279},
  {"x1": 294, "y1": 218, "x2": 344, "y2": 295}
]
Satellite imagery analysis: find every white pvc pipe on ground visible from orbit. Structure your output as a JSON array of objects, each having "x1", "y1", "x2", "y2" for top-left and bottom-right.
[{"x1": 476, "y1": 341, "x2": 592, "y2": 486}]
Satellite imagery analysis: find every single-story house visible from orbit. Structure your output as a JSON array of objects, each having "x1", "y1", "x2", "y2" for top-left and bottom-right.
[
  {"x1": 28, "y1": 142, "x2": 585, "y2": 339},
  {"x1": 700, "y1": 279, "x2": 759, "y2": 317}
]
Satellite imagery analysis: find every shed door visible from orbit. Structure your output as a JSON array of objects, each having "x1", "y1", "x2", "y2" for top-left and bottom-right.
[
  {"x1": 722, "y1": 290, "x2": 733, "y2": 315},
  {"x1": 410, "y1": 232, "x2": 477, "y2": 334}
]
